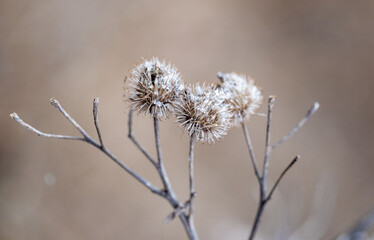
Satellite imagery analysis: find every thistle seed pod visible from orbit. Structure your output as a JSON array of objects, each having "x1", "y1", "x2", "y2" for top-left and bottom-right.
[
  {"x1": 174, "y1": 83, "x2": 231, "y2": 143},
  {"x1": 217, "y1": 72, "x2": 263, "y2": 126},
  {"x1": 126, "y1": 57, "x2": 184, "y2": 119}
]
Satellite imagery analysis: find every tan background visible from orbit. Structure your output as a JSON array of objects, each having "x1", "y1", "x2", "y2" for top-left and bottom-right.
[{"x1": 1, "y1": 0, "x2": 374, "y2": 239}]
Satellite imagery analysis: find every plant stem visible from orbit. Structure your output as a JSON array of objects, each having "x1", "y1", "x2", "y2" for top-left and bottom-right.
[{"x1": 188, "y1": 134, "x2": 196, "y2": 225}]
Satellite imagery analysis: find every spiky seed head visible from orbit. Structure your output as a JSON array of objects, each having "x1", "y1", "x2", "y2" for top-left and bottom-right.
[
  {"x1": 174, "y1": 83, "x2": 231, "y2": 143},
  {"x1": 217, "y1": 72, "x2": 263, "y2": 126},
  {"x1": 125, "y1": 57, "x2": 184, "y2": 119}
]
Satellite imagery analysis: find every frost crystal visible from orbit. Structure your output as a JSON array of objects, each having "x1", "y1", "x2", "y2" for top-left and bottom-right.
[
  {"x1": 217, "y1": 72, "x2": 263, "y2": 126},
  {"x1": 174, "y1": 83, "x2": 231, "y2": 143},
  {"x1": 126, "y1": 57, "x2": 184, "y2": 119}
]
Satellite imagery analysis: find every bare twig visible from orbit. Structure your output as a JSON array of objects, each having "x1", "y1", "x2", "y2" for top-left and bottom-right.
[
  {"x1": 93, "y1": 98, "x2": 104, "y2": 147},
  {"x1": 10, "y1": 113, "x2": 84, "y2": 141},
  {"x1": 262, "y1": 96, "x2": 275, "y2": 194},
  {"x1": 127, "y1": 110, "x2": 157, "y2": 168},
  {"x1": 241, "y1": 122, "x2": 261, "y2": 182},
  {"x1": 248, "y1": 97, "x2": 316, "y2": 240},
  {"x1": 188, "y1": 134, "x2": 196, "y2": 223},
  {"x1": 266, "y1": 155, "x2": 299, "y2": 202},
  {"x1": 248, "y1": 96, "x2": 276, "y2": 240},
  {"x1": 50, "y1": 98, "x2": 91, "y2": 140},
  {"x1": 153, "y1": 117, "x2": 176, "y2": 200},
  {"x1": 271, "y1": 102, "x2": 319, "y2": 150}
]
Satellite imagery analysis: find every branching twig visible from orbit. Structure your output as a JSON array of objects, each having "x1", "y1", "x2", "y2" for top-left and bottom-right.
[
  {"x1": 10, "y1": 98, "x2": 164, "y2": 197},
  {"x1": 247, "y1": 97, "x2": 318, "y2": 240},
  {"x1": 127, "y1": 110, "x2": 198, "y2": 239},
  {"x1": 11, "y1": 98, "x2": 199, "y2": 240}
]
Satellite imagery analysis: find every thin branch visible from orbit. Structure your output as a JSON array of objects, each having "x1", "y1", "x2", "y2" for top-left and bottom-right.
[
  {"x1": 271, "y1": 102, "x2": 319, "y2": 150},
  {"x1": 153, "y1": 117, "x2": 177, "y2": 200},
  {"x1": 10, "y1": 113, "x2": 84, "y2": 141},
  {"x1": 248, "y1": 96, "x2": 275, "y2": 240},
  {"x1": 188, "y1": 134, "x2": 196, "y2": 220},
  {"x1": 248, "y1": 197, "x2": 266, "y2": 240},
  {"x1": 127, "y1": 110, "x2": 157, "y2": 168},
  {"x1": 50, "y1": 98, "x2": 91, "y2": 140},
  {"x1": 241, "y1": 122, "x2": 261, "y2": 182},
  {"x1": 266, "y1": 155, "x2": 299, "y2": 202},
  {"x1": 101, "y1": 146, "x2": 164, "y2": 197},
  {"x1": 93, "y1": 98, "x2": 104, "y2": 147},
  {"x1": 262, "y1": 96, "x2": 275, "y2": 194}
]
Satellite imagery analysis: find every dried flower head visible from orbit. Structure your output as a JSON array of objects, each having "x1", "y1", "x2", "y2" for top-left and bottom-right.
[
  {"x1": 126, "y1": 57, "x2": 184, "y2": 119},
  {"x1": 174, "y1": 83, "x2": 231, "y2": 143},
  {"x1": 217, "y1": 72, "x2": 263, "y2": 126}
]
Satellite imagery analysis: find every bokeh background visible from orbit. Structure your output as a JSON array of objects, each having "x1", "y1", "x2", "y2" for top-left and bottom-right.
[{"x1": 1, "y1": 0, "x2": 374, "y2": 239}]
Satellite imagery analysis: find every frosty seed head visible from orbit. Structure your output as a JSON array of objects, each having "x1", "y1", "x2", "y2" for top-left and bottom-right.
[
  {"x1": 126, "y1": 57, "x2": 184, "y2": 119},
  {"x1": 217, "y1": 72, "x2": 263, "y2": 126},
  {"x1": 174, "y1": 83, "x2": 231, "y2": 143}
]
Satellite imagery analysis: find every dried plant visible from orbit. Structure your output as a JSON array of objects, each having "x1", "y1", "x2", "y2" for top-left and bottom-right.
[
  {"x1": 10, "y1": 57, "x2": 320, "y2": 240},
  {"x1": 174, "y1": 83, "x2": 230, "y2": 143}
]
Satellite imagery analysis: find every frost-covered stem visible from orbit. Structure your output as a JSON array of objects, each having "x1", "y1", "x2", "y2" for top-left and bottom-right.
[
  {"x1": 10, "y1": 99, "x2": 163, "y2": 197},
  {"x1": 10, "y1": 113, "x2": 84, "y2": 141},
  {"x1": 188, "y1": 134, "x2": 196, "y2": 223},
  {"x1": 241, "y1": 122, "x2": 261, "y2": 182},
  {"x1": 12, "y1": 98, "x2": 198, "y2": 239}
]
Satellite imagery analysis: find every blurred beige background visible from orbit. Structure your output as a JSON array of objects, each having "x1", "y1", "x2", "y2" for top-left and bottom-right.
[{"x1": 1, "y1": 0, "x2": 374, "y2": 239}]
